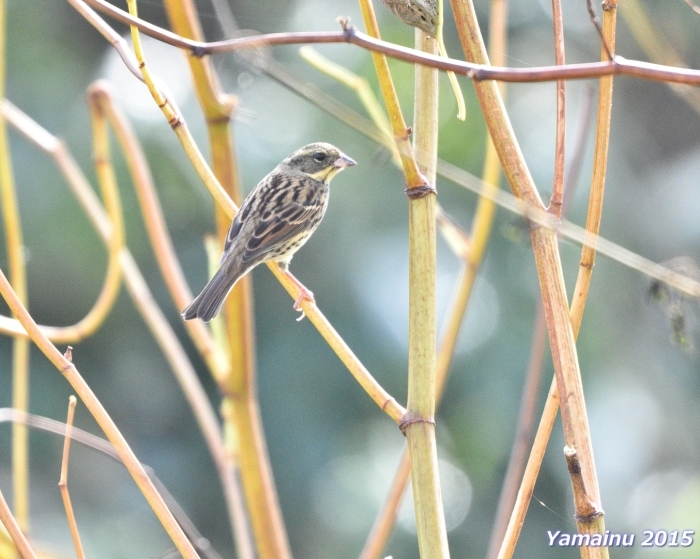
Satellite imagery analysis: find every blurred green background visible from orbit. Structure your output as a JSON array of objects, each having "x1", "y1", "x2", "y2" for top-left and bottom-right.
[{"x1": 2, "y1": 0, "x2": 700, "y2": 557}]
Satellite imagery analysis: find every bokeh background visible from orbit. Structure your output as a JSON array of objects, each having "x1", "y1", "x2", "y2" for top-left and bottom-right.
[{"x1": 2, "y1": 0, "x2": 700, "y2": 557}]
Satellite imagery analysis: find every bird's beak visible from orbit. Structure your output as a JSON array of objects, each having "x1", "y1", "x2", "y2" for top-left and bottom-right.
[{"x1": 333, "y1": 153, "x2": 357, "y2": 168}]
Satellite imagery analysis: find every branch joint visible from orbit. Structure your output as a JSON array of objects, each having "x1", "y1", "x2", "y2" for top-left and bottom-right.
[
  {"x1": 404, "y1": 185, "x2": 437, "y2": 200},
  {"x1": 399, "y1": 415, "x2": 436, "y2": 435}
]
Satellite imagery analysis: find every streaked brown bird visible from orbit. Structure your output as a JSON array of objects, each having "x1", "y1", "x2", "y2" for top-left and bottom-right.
[{"x1": 182, "y1": 142, "x2": 356, "y2": 322}]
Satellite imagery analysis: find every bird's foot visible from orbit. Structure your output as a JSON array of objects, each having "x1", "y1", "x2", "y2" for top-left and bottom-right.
[
  {"x1": 293, "y1": 286, "x2": 315, "y2": 321},
  {"x1": 284, "y1": 271, "x2": 315, "y2": 321}
]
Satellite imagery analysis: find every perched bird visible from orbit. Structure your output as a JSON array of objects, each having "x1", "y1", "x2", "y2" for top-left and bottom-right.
[
  {"x1": 182, "y1": 142, "x2": 356, "y2": 322},
  {"x1": 380, "y1": 0, "x2": 438, "y2": 37}
]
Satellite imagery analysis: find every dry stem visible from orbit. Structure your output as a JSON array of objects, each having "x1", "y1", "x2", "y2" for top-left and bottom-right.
[
  {"x1": 357, "y1": 0, "x2": 426, "y2": 187},
  {"x1": 58, "y1": 394, "x2": 87, "y2": 559},
  {"x1": 450, "y1": 1, "x2": 607, "y2": 558},
  {"x1": 0, "y1": 488, "x2": 37, "y2": 559},
  {"x1": 548, "y1": 0, "x2": 566, "y2": 216},
  {"x1": 78, "y1": 0, "x2": 700, "y2": 86},
  {"x1": 492, "y1": 86, "x2": 595, "y2": 559},
  {"x1": 0, "y1": 272, "x2": 200, "y2": 558},
  {"x1": 0, "y1": 99, "x2": 235, "y2": 558}
]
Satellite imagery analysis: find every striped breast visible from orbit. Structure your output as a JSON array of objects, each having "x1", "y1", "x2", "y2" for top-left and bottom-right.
[{"x1": 269, "y1": 184, "x2": 329, "y2": 265}]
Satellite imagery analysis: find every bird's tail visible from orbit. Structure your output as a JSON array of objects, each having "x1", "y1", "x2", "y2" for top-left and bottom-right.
[{"x1": 181, "y1": 268, "x2": 239, "y2": 322}]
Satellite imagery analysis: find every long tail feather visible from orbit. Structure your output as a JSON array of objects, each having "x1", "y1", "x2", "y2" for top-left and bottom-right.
[{"x1": 181, "y1": 268, "x2": 239, "y2": 322}]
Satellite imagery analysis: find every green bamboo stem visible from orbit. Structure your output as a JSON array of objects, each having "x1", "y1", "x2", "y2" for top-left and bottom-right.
[{"x1": 405, "y1": 29, "x2": 450, "y2": 559}]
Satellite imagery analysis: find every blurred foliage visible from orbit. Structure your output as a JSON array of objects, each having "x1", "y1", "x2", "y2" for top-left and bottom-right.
[{"x1": 1, "y1": 0, "x2": 700, "y2": 557}]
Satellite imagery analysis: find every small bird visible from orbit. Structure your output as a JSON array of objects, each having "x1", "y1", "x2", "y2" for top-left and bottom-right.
[{"x1": 182, "y1": 142, "x2": 356, "y2": 322}]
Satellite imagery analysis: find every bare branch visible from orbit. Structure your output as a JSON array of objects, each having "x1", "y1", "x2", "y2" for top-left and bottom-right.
[{"x1": 77, "y1": 0, "x2": 700, "y2": 85}]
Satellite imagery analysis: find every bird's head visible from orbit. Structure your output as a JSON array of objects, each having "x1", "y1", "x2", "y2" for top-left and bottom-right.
[{"x1": 283, "y1": 142, "x2": 357, "y2": 183}]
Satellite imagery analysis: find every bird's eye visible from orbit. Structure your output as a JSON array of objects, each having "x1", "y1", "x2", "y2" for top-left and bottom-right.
[{"x1": 313, "y1": 152, "x2": 326, "y2": 162}]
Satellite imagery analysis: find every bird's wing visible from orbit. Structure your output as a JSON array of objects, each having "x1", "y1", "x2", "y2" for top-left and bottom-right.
[
  {"x1": 223, "y1": 171, "x2": 291, "y2": 255},
  {"x1": 240, "y1": 200, "x2": 321, "y2": 264},
  {"x1": 223, "y1": 194, "x2": 254, "y2": 256}
]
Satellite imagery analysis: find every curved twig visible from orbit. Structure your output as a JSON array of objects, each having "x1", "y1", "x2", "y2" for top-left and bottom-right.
[{"x1": 0, "y1": 99, "x2": 125, "y2": 344}]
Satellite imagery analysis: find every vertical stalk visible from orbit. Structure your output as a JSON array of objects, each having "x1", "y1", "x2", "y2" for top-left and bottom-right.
[
  {"x1": 450, "y1": 1, "x2": 607, "y2": 557},
  {"x1": 405, "y1": 29, "x2": 450, "y2": 559},
  {"x1": 357, "y1": 0, "x2": 426, "y2": 187},
  {"x1": 548, "y1": 0, "x2": 566, "y2": 217},
  {"x1": 161, "y1": 3, "x2": 289, "y2": 558},
  {"x1": 570, "y1": 0, "x2": 617, "y2": 329},
  {"x1": 0, "y1": 0, "x2": 30, "y2": 532}
]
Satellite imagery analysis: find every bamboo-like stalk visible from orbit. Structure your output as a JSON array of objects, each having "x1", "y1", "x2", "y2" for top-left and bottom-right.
[
  {"x1": 529, "y1": 230, "x2": 607, "y2": 559},
  {"x1": 358, "y1": 0, "x2": 427, "y2": 187},
  {"x1": 0, "y1": 271, "x2": 200, "y2": 558},
  {"x1": 0, "y1": 0, "x2": 30, "y2": 531},
  {"x1": 563, "y1": 2, "x2": 618, "y2": 553},
  {"x1": 405, "y1": 28, "x2": 450, "y2": 559},
  {"x1": 492, "y1": 85, "x2": 595, "y2": 559}
]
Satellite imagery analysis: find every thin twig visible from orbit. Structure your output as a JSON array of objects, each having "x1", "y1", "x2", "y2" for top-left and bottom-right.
[
  {"x1": 586, "y1": 0, "x2": 613, "y2": 62},
  {"x1": 58, "y1": 394, "x2": 87, "y2": 559},
  {"x1": 75, "y1": 0, "x2": 700, "y2": 86},
  {"x1": 0, "y1": 274, "x2": 200, "y2": 557},
  {"x1": 357, "y1": 0, "x2": 426, "y2": 187},
  {"x1": 548, "y1": 0, "x2": 566, "y2": 217},
  {"x1": 0, "y1": 488, "x2": 38, "y2": 559},
  {"x1": 0, "y1": 407, "x2": 226, "y2": 559}
]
